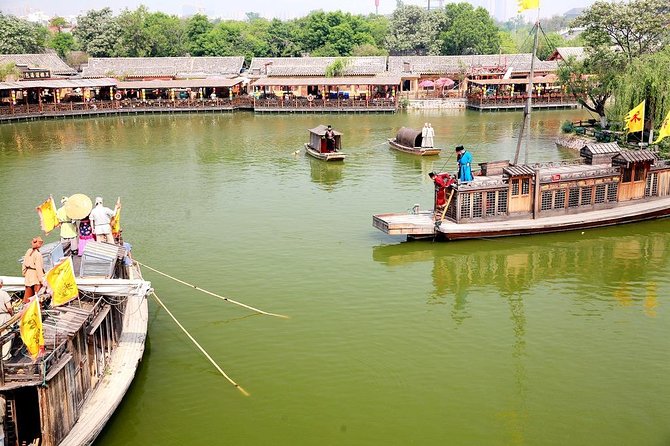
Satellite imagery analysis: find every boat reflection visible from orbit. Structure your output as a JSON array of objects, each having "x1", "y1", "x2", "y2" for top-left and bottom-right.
[
  {"x1": 309, "y1": 156, "x2": 344, "y2": 190},
  {"x1": 391, "y1": 149, "x2": 444, "y2": 176}
]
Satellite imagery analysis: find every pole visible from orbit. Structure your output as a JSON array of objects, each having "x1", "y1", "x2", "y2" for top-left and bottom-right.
[
  {"x1": 151, "y1": 292, "x2": 250, "y2": 396},
  {"x1": 513, "y1": 19, "x2": 540, "y2": 165}
]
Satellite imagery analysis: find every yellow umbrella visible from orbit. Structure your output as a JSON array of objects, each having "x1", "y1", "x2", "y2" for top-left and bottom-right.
[{"x1": 64, "y1": 194, "x2": 93, "y2": 219}]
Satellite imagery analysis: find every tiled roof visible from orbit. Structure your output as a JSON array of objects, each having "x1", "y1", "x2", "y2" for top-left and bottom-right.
[
  {"x1": 0, "y1": 53, "x2": 77, "y2": 75},
  {"x1": 504, "y1": 165, "x2": 536, "y2": 176},
  {"x1": 251, "y1": 75, "x2": 401, "y2": 86},
  {"x1": 580, "y1": 142, "x2": 621, "y2": 155},
  {"x1": 248, "y1": 57, "x2": 387, "y2": 76},
  {"x1": 0, "y1": 78, "x2": 117, "y2": 91},
  {"x1": 388, "y1": 54, "x2": 557, "y2": 75},
  {"x1": 81, "y1": 57, "x2": 244, "y2": 78},
  {"x1": 613, "y1": 149, "x2": 659, "y2": 164},
  {"x1": 548, "y1": 47, "x2": 586, "y2": 61}
]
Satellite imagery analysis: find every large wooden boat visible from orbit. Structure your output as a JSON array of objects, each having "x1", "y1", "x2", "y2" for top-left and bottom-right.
[
  {"x1": 374, "y1": 144, "x2": 670, "y2": 240},
  {"x1": 304, "y1": 125, "x2": 347, "y2": 161},
  {"x1": 0, "y1": 240, "x2": 152, "y2": 446},
  {"x1": 388, "y1": 127, "x2": 442, "y2": 156}
]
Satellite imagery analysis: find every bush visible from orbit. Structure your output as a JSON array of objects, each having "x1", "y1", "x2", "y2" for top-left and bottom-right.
[{"x1": 561, "y1": 120, "x2": 574, "y2": 133}]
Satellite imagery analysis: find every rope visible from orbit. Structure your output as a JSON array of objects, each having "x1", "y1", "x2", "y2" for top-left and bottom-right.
[
  {"x1": 150, "y1": 291, "x2": 250, "y2": 396},
  {"x1": 136, "y1": 261, "x2": 289, "y2": 319}
]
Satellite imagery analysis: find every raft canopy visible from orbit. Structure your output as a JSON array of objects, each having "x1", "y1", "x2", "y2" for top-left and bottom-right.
[
  {"x1": 308, "y1": 124, "x2": 343, "y2": 136},
  {"x1": 395, "y1": 127, "x2": 422, "y2": 148}
]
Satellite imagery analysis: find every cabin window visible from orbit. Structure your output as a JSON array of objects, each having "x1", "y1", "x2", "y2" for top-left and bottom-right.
[
  {"x1": 472, "y1": 192, "x2": 483, "y2": 218},
  {"x1": 555, "y1": 189, "x2": 566, "y2": 208},
  {"x1": 634, "y1": 165, "x2": 645, "y2": 182},
  {"x1": 497, "y1": 190, "x2": 508, "y2": 214},
  {"x1": 595, "y1": 184, "x2": 606, "y2": 204},
  {"x1": 486, "y1": 191, "x2": 496, "y2": 216},
  {"x1": 581, "y1": 187, "x2": 592, "y2": 206},
  {"x1": 645, "y1": 173, "x2": 657, "y2": 197},
  {"x1": 607, "y1": 183, "x2": 618, "y2": 202},
  {"x1": 521, "y1": 178, "x2": 530, "y2": 195},
  {"x1": 511, "y1": 179, "x2": 520, "y2": 196},
  {"x1": 460, "y1": 193, "x2": 471, "y2": 219},
  {"x1": 622, "y1": 167, "x2": 632, "y2": 183},
  {"x1": 541, "y1": 191, "x2": 552, "y2": 210},
  {"x1": 568, "y1": 188, "x2": 580, "y2": 207}
]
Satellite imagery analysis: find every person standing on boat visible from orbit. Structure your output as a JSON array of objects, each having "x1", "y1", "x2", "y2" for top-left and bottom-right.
[
  {"x1": 22, "y1": 236, "x2": 45, "y2": 303},
  {"x1": 325, "y1": 125, "x2": 337, "y2": 152},
  {"x1": 90, "y1": 197, "x2": 116, "y2": 244},
  {"x1": 421, "y1": 123, "x2": 429, "y2": 148},
  {"x1": 429, "y1": 171, "x2": 451, "y2": 209},
  {"x1": 456, "y1": 145, "x2": 474, "y2": 182},
  {"x1": 425, "y1": 123, "x2": 435, "y2": 148},
  {"x1": 56, "y1": 195, "x2": 78, "y2": 256}
]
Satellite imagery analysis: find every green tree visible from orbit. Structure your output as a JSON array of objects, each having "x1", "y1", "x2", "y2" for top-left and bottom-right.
[
  {"x1": 265, "y1": 19, "x2": 303, "y2": 57},
  {"x1": 0, "y1": 62, "x2": 20, "y2": 81},
  {"x1": 145, "y1": 12, "x2": 187, "y2": 56},
  {"x1": 74, "y1": 8, "x2": 123, "y2": 57},
  {"x1": 0, "y1": 13, "x2": 48, "y2": 53},
  {"x1": 185, "y1": 14, "x2": 213, "y2": 56},
  {"x1": 440, "y1": 3, "x2": 500, "y2": 55},
  {"x1": 48, "y1": 32, "x2": 76, "y2": 58},
  {"x1": 49, "y1": 16, "x2": 68, "y2": 32},
  {"x1": 536, "y1": 32, "x2": 565, "y2": 60},
  {"x1": 498, "y1": 30, "x2": 518, "y2": 53},
  {"x1": 116, "y1": 6, "x2": 151, "y2": 57},
  {"x1": 385, "y1": 3, "x2": 442, "y2": 55}
]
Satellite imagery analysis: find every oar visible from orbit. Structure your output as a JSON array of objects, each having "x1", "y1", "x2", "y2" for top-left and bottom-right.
[
  {"x1": 436, "y1": 188, "x2": 455, "y2": 228},
  {"x1": 151, "y1": 291, "x2": 250, "y2": 396},
  {"x1": 137, "y1": 261, "x2": 288, "y2": 319}
]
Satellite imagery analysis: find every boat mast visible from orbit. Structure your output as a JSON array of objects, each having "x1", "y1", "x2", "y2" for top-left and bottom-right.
[{"x1": 513, "y1": 20, "x2": 540, "y2": 165}]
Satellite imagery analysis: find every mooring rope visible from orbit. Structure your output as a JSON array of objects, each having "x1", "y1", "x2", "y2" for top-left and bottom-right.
[
  {"x1": 150, "y1": 291, "x2": 250, "y2": 396},
  {"x1": 136, "y1": 261, "x2": 289, "y2": 319}
]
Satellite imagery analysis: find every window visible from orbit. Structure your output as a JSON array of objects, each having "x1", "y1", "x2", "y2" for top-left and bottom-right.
[
  {"x1": 521, "y1": 178, "x2": 530, "y2": 195},
  {"x1": 460, "y1": 193, "x2": 471, "y2": 219},
  {"x1": 555, "y1": 190, "x2": 566, "y2": 209},
  {"x1": 607, "y1": 183, "x2": 618, "y2": 202},
  {"x1": 634, "y1": 165, "x2": 645, "y2": 182},
  {"x1": 486, "y1": 191, "x2": 496, "y2": 216},
  {"x1": 622, "y1": 167, "x2": 632, "y2": 183},
  {"x1": 595, "y1": 184, "x2": 606, "y2": 204},
  {"x1": 541, "y1": 191, "x2": 552, "y2": 210},
  {"x1": 472, "y1": 192, "x2": 483, "y2": 218},
  {"x1": 568, "y1": 188, "x2": 580, "y2": 207},
  {"x1": 581, "y1": 187, "x2": 592, "y2": 206},
  {"x1": 497, "y1": 190, "x2": 508, "y2": 214},
  {"x1": 511, "y1": 179, "x2": 519, "y2": 196}
]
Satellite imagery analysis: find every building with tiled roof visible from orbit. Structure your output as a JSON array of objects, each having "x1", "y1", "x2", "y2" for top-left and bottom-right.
[
  {"x1": 247, "y1": 57, "x2": 387, "y2": 77},
  {"x1": 548, "y1": 47, "x2": 586, "y2": 62},
  {"x1": 81, "y1": 56, "x2": 245, "y2": 79},
  {"x1": 0, "y1": 53, "x2": 77, "y2": 76},
  {"x1": 388, "y1": 54, "x2": 557, "y2": 77}
]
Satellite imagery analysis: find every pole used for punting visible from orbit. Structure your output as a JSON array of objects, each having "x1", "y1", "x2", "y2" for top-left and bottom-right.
[
  {"x1": 136, "y1": 261, "x2": 289, "y2": 319},
  {"x1": 151, "y1": 291, "x2": 250, "y2": 396}
]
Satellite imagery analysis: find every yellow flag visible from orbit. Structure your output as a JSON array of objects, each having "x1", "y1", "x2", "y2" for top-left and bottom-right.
[
  {"x1": 46, "y1": 257, "x2": 79, "y2": 306},
  {"x1": 518, "y1": 0, "x2": 540, "y2": 12},
  {"x1": 624, "y1": 100, "x2": 645, "y2": 133},
  {"x1": 653, "y1": 111, "x2": 670, "y2": 143},
  {"x1": 111, "y1": 197, "x2": 121, "y2": 238},
  {"x1": 36, "y1": 196, "x2": 59, "y2": 234},
  {"x1": 20, "y1": 297, "x2": 45, "y2": 360}
]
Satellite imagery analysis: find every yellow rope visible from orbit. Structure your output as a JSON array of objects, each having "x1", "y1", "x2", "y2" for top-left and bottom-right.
[
  {"x1": 137, "y1": 261, "x2": 289, "y2": 319},
  {"x1": 151, "y1": 292, "x2": 249, "y2": 397}
]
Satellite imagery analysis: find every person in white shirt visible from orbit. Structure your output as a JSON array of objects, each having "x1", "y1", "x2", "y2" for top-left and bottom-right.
[{"x1": 89, "y1": 197, "x2": 116, "y2": 244}]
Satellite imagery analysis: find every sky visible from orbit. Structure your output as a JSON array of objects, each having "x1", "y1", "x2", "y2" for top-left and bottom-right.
[{"x1": 3, "y1": 0, "x2": 599, "y2": 21}]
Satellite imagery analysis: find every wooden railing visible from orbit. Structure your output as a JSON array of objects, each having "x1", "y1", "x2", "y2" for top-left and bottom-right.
[
  {"x1": 466, "y1": 93, "x2": 578, "y2": 108},
  {"x1": 253, "y1": 97, "x2": 397, "y2": 110}
]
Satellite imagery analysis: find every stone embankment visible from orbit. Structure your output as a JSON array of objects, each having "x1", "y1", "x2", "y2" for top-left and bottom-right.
[
  {"x1": 555, "y1": 135, "x2": 592, "y2": 150},
  {"x1": 406, "y1": 98, "x2": 467, "y2": 110}
]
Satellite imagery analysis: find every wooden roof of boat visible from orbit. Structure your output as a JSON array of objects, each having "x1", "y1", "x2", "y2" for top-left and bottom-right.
[
  {"x1": 613, "y1": 149, "x2": 658, "y2": 164},
  {"x1": 503, "y1": 165, "x2": 536, "y2": 176},
  {"x1": 309, "y1": 125, "x2": 343, "y2": 136},
  {"x1": 395, "y1": 127, "x2": 422, "y2": 148},
  {"x1": 581, "y1": 142, "x2": 621, "y2": 154}
]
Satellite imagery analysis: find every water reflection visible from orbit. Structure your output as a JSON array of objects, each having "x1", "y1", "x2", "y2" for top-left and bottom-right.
[
  {"x1": 372, "y1": 230, "x2": 669, "y2": 322},
  {"x1": 309, "y1": 156, "x2": 344, "y2": 190}
]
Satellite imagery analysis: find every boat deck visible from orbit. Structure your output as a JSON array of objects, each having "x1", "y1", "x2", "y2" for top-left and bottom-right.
[{"x1": 374, "y1": 196, "x2": 670, "y2": 240}]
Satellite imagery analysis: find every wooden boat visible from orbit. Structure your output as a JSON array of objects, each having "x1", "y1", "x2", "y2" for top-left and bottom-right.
[
  {"x1": 0, "y1": 240, "x2": 152, "y2": 446},
  {"x1": 388, "y1": 127, "x2": 442, "y2": 156},
  {"x1": 304, "y1": 125, "x2": 347, "y2": 161}
]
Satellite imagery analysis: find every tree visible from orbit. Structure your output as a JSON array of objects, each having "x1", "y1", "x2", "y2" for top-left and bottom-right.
[
  {"x1": 49, "y1": 17, "x2": 68, "y2": 32},
  {"x1": 185, "y1": 14, "x2": 213, "y2": 56},
  {"x1": 572, "y1": 0, "x2": 670, "y2": 62},
  {"x1": 0, "y1": 13, "x2": 48, "y2": 53},
  {"x1": 385, "y1": 3, "x2": 444, "y2": 55},
  {"x1": 0, "y1": 62, "x2": 20, "y2": 82},
  {"x1": 536, "y1": 32, "x2": 565, "y2": 60},
  {"x1": 73, "y1": 8, "x2": 123, "y2": 57},
  {"x1": 144, "y1": 12, "x2": 187, "y2": 56},
  {"x1": 265, "y1": 19, "x2": 303, "y2": 57},
  {"x1": 440, "y1": 3, "x2": 500, "y2": 55},
  {"x1": 48, "y1": 32, "x2": 76, "y2": 58}
]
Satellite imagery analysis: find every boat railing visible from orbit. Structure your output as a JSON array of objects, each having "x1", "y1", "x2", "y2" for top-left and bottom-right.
[
  {"x1": 456, "y1": 178, "x2": 508, "y2": 190},
  {"x1": 0, "y1": 336, "x2": 68, "y2": 386},
  {"x1": 538, "y1": 166, "x2": 620, "y2": 182}
]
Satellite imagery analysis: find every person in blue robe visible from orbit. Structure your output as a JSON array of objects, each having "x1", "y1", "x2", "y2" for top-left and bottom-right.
[{"x1": 456, "y1": 145, "x2": 474, "y2": 182}]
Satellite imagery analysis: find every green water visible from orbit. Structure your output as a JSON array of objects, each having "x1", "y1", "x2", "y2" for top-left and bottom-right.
[{"x1": 0, "y1": 110, "x2": 668, "y2": 445}]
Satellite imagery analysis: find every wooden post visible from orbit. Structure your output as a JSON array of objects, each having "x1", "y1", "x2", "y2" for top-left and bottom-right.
[{"x1": 533, "y1": 169, "x2": 541, "y2": 219}]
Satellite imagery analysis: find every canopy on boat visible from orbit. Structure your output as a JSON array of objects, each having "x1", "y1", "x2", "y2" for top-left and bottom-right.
[
  {"x1": 395, "y1": 127, "x2": 422, "y2": 148},
  {"x1": 308, "y1": 124, "x2": 343, "y2": 136}
]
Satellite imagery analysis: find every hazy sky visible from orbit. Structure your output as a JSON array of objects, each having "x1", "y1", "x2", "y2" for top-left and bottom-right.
[{"x1": 4, "y1": 0, "x2": 599, "y2": 21}]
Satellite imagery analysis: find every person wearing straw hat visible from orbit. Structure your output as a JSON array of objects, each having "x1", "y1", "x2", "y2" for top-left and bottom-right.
[
  {"x1": 89, "y1": 196, "x2": 116, "y2": 244},
  {"x1": 56, "y1": 195, "x2": 78, "y2": 255},
  {"x1": 22, "y1": 236, "x2": 45, "y2": 303}
]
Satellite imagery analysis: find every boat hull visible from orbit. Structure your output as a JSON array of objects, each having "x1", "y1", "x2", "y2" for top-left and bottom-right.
[
  {"x1": 305, "y1": 143, "x2": 346, "y2": 161},
  {"x1": 388, "y1": 138, "x2": 441, "y2": 156}
]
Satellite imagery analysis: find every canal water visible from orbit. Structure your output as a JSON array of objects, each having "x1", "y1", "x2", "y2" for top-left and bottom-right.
[{"x1": 0, "y1": 110, "x2": 668, "y2": 445}]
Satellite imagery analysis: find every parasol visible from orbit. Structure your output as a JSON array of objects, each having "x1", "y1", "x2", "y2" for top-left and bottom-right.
[
  {"x1": 435, "y1": 77, "x2": 455, "y2": 88},
  {"x1": 419, "y1": 79, "x2": 435, "y2": 88},
  {"x1": 64, "y1": 194, "x2": 93, "y2": 219}
]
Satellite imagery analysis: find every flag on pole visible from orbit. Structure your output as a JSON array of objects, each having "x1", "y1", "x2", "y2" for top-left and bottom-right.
[
  {"x1": 111, "y1": 197, "x2": 122, "y2": 238},
  {"x1": 517, "y1": 0, "x2": 540, "y2": 12},
  {"x1": 20, "y1": 297, "x2": 45, "y2": 360},
  {"x1": 36, "y1": 196, "x2": 59, "y2": 234},
  {"x1": 653, "y1": 111, "x2": 670, "y2": 143},
  {"x1": 46, "y1": 257, "x2": 79, "y2": 306},
  {"x1": 624, "y1": 100, "x2": 645, "y2": 133}
]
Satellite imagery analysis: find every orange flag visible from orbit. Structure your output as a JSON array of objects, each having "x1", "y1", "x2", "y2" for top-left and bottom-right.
[
  {"x1": 36, "y1": 196, "x2": 59, "y2": 234},
  {"x1": 19, "y1": 297, "x2": 45, "y2": 361},
  {"x1": 46, "y1": 257, "x2": 79, "y2": 306}
]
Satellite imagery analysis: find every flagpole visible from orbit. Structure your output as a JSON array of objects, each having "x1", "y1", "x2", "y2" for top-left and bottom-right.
[
  {"x1": 513, "y1": 10, "x2": 539, "y2": 165},
  {"x1": 151, "y1": 291, "x2": 250, "y2": 396}
]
